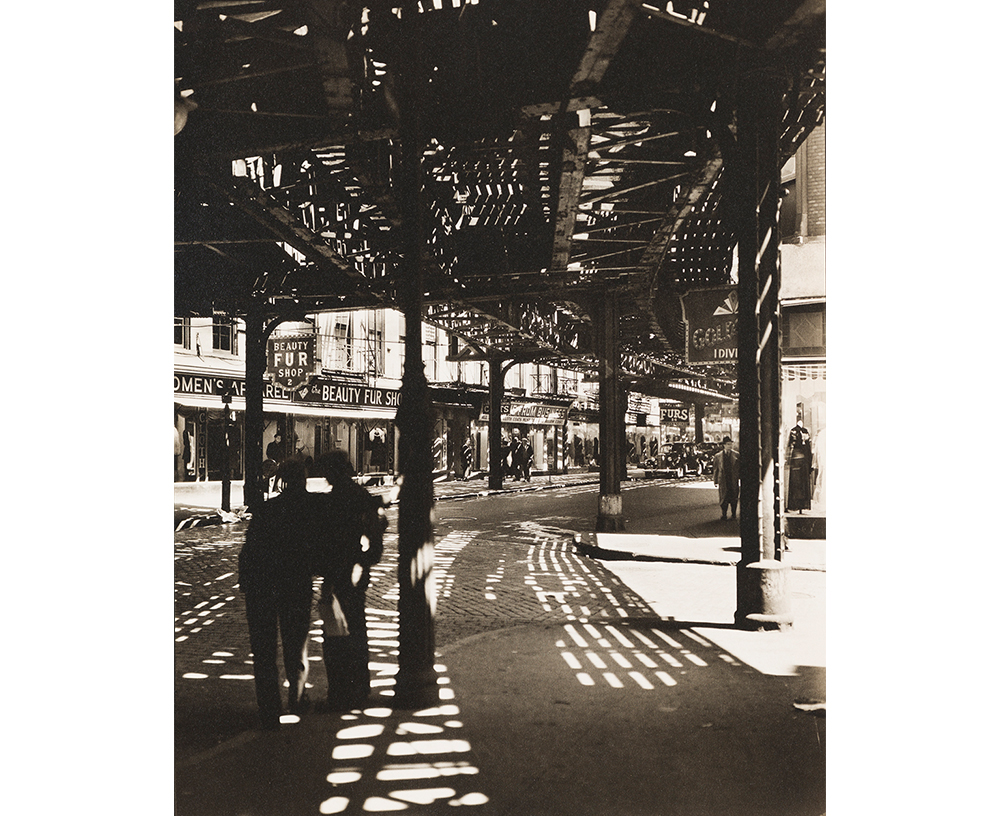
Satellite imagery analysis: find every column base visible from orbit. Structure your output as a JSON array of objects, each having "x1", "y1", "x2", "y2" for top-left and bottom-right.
[
  {"x1": 392, "y1": 667, "x2": 441, "y2": 711},
  {"x1": 735, "y1": 559, "x2": 793, "y2": 631},
  {"x1": 596, "y1": 494, "x2": 625, "y2": 532}
]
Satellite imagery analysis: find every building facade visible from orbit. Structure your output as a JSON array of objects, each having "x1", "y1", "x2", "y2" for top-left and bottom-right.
[
  {"x1": 779, "y1": 121, "x2": 826, "y2": 534},
  {"x1": 174, "y1": 309, "x2": 615, "y2": 484}
]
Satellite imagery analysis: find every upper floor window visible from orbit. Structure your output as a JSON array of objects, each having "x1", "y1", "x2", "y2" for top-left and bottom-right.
[
  {"x1": 332, "y1": 314, "x2": 352, "y2": 369},
  {"x1": 366, "y1": 310, "x2": 385, "y2": 377},
  {"x1": 212, "y1": 315, "x2": 238, "y2": 355},
  {"x1": 781, "y1": 304, "x2": 825, "y2": 358},
  {"x1": 174, "y1": 317, "x2": 191, "y2": 349}
]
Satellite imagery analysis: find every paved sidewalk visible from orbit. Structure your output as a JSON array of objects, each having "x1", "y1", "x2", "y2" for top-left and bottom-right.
[{"x1": 173, "y1": 470, "x2": 610, "y2": 530}]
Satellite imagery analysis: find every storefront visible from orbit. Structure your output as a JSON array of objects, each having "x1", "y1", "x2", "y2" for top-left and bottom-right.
[
  {"x1": 626, "y1": 394, "x2": 660, "y2": 465},
  {"x1": 658, "y1": 401, "x2": 695, "y2": 451},
  {"x1": 780, "y1": 363, "x2": 826, "y2": 528},
  {"x1": 566, "y1": 406, "x2": 600, "y2": 469},
  {"x1": 429, "y1": 385, "x2": 485, "y2": 479},
  {"x1": 484, "y1": 396, "x2": 574, "y2": 474},
  {"x1": 174, "y1": 370, "x2": 400, "y2": 481}
]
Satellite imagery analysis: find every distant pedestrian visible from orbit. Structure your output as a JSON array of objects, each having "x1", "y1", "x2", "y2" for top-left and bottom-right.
[
  {"x1": 509, "y1": 436, "x2": 523, "y2": 481},
  {"x1": 266, "y1": 431, "x2": 285, "y2": 464},
  {"x1": 238, "y1": 458, "x2": 315, "y2": 730},
  {"x1": 461, "y1": 438, "x2": 474, "y2": 480},
  {"x1": 713, "y1": 436, "x2": 739, "y2": 521},
  {"x1": 261, "y1": 458, "x2": 279, "y2": 499},
  {"x1": 311, "y1": 450, "x2": 388, "y2": 710},
  {"x1": 174, "y1": 424, "x2": 185, "y2": 482},
  {"x1": 521, "y1": 439, "x2": 533, "y2": 481}
]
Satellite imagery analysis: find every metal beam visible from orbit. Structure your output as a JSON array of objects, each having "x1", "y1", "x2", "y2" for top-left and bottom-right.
[
  {"x1": 304, "y1": 1, "x2": 355, "y2": 117},
  {"x1": 639, "y1": 6, "x2": 757, "y2": 49},
  {"x1": 765, "y1": 0, "x2": 826, "y2": 52},
  {"x1": 572, "y1": 0, "x2": 642, "y2": 91}
]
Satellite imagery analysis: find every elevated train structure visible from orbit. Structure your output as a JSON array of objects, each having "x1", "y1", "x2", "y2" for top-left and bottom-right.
[{"x1": 175, "y1": 0, "x2": 825, "y2": 701}]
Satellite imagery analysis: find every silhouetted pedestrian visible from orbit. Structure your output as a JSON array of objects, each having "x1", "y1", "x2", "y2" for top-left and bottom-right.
[
  {"x1": 521, "y1": 439, "x2": 533, "y2": 481},
  {"x1": 461, "y1": 438, "x2": 474, "y2": 480},
  {"x1": 311, "y1": 450, "x2": 388, "y2": 710},
  {"x1": 266, "y1": 431, "x2": 284, "y2": 464},
  {"x1": 713, "y1": 436, "x2": 739, "y2": 521},
  {"x1": 238, "y1": 459, "x2": 315, "y2": 730}
]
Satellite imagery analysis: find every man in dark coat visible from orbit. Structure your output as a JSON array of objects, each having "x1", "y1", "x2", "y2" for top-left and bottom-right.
[
  {"x1": 266, "y1": 431, "x2": 284, "y2": 463},
  {"x1": 712, "y1": 436, "x2": 740, "y2": 521},
  {"x1": 238, "y1": 459, "x2": 315, "y2": 730},
  {"x1": 311, "y1": 450, "x2": 387, "y2": 710}
]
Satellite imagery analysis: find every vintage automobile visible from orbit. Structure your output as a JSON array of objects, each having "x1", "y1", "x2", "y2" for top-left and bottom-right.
[
  {"x1": 662, "y1": 442, "x2": 705, "y2": 477},
  {"x1": 696, "y1": 442, "x2": 722, "y2": 475}
]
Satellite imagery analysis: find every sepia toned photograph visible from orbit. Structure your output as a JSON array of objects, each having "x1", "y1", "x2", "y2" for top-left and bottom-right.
[{"x1": 173, "y1": 2, "x2": 826, "y2": 814}]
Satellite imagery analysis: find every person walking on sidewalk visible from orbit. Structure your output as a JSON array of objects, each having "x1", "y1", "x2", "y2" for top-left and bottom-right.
[
  {"x1": 311, "y1": 450, "x2": 388, "y2": 710},
  {"x1": 238, "y1": 458, "x2": 315, "y2": 730},
  {"x1": 713, "y1": 436, "x2": 740, "y2": 521}
]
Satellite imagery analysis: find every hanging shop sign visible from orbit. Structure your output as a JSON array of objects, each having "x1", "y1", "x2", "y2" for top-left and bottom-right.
[
  {"x1": 266, "y1": 334, "x2": 319, "y2": 390},
  {"x1": 174, "y1": 371, "x2": 400, "y2": 410},
  {"x1": 681, "y1": 287, "x2": 738, "y2": 363}
]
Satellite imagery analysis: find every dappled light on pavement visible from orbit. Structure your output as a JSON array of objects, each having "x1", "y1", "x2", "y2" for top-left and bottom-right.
[{"x1": 557, "y1": 621, "x2": 737, "y2": 690}]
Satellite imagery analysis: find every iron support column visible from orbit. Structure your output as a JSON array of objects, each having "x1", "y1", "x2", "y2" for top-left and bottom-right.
[
  {"x1": 595, "y1": 293, "x2": 626, "y2": 532},
  {"x1": 221, "y1": 389, "x2": 232, "y2": 511},
  {"x1": 734, "y1": 73, "x2": 791, "y2": 630},
  {"x1": 487, "y1": 358, "x2": 512, "y2": 491},
  {"x1": 243, "y1": 297, "x2": 267, "y2": 514},
  {"x1": 393, "y1": 112, "x2": 438, "y2": 709},
  {"x1": 694, "y1": 402, "x2": 705, "y2": 444}
]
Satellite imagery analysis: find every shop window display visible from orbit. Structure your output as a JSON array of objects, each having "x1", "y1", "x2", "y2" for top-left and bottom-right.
[{"x1": 780, "y1": 365, "x2": 825, "y2": 516}]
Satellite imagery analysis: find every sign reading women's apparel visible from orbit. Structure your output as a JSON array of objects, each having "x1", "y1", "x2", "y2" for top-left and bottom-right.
[
  {"x1": 266, "y1": 334, "x2": 318, "y2": 390},
  {"x1": 681, "y1": 287, "x2": 738, "y2": 363}
]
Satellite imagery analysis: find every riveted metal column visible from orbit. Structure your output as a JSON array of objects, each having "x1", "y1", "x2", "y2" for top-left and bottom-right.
[
  {"x1": 243, "y1": 296, "x2": 267, "y2": 514},
  {"x1": 694, "y1": 402, "x2": 705, "y2": 444},
  {"x1": 393, "y1": 96, "x2": 438, "y2": 709},
  {"x1": 734, "y1": 73, "x2": 791, "y2": 630},
  {"x1": 488, "y1": 357, "x2": 508, "y2": 491},
  {"x1": 595, "y1": 292, "x2": 626, "y2": 532}
]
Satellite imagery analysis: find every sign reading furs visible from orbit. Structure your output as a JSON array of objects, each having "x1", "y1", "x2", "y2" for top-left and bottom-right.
[
  {"x1": 266, "y1": 334, "x2": 318, "y2": 390},
  {"x1": 681, "y1": 287, "x2": 738, "y2": 363}
]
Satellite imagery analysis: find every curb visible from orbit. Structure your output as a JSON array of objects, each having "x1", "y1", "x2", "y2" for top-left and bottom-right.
[
  {"x1": 572, "y1": 533, "x2": 738, "y2": 567},
  {"x1": 571, "y1": 532, "x2": 826, "y2": 572}
]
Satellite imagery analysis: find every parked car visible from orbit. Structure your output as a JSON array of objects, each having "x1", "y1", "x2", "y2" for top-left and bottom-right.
[
  {"x1": 663, "y1": 442, "x2": 705, "y2": 477},
  {"x1": 696, "y1": 442, "x2": 722, "y2": 475}
]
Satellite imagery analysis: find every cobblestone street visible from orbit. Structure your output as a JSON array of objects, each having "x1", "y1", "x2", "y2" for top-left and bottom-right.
[{"x1": 175, "y1": 499, "x2": 662, "y2": 763}]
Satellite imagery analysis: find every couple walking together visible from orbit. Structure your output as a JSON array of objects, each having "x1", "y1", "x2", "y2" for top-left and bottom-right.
[{"x1": 238, "y1": 450, "x2": 387, "y2": 730}]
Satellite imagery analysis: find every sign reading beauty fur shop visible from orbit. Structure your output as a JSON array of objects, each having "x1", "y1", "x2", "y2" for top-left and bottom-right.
[{"x1": 266, "y1": 334, "x2": 319, "y2": 391}]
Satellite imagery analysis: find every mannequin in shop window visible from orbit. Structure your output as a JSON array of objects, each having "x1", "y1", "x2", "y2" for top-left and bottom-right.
[{"x1": 786, "y1": 408, "x2": 814, "y2": 513}]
